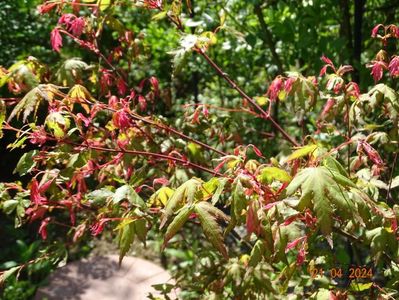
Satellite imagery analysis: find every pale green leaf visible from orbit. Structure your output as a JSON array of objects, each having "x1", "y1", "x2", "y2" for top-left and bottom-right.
[
  {"x1": 134, "y1": 218, "x2": 147, "y2": 245},
  {"x1": 97, "y1": 0, "x2": 111, "y2": 11},
  {"x1": 86, "y1": 188, "x2": 114, "y2": 207},
  {"x1": 195, "y1": 201, "x2": 229, "y2": 223},
  {"x1": 286, "y1": 166, "x2": 356, "y2": 238},
  {"x1": 257, "y1": 167, "x2": 291, "y2": 184},
  {"x1": 2, "y1": 200, "x2": 19, "y2": 214},
  {"x1": 117, "y1": 220, "x2": 135, "y2": 265},
  {"x1": 14, "y1": 150, "x2": 38, "y2": 175},
  {"x1": 162, "y1": 205, "x2": 194, "y2": 249},
  {"x1": 148, "y1": 186, "x2": 174, "y2": 207},
  {"x1": 195, "y1": 202, "x2": 228, "y2": 259},
  {"x1": 160, "y1": 178, "x2": 202, "y2": 228},
  {"x1": 0, "y1": 266, "x2": 20, "y2": 284},
  {"x1": 113, "y1": 185, "x2": 145, "y2": 207},
  {"x1": 349, "y1": 282, "x2": 373, "y2": 292},
  {"x1": 286, "y1": 144, "x2": 318, "y2": 162},
  {"x1": 249, "y1": 240, "x2": 266, "y2": 267},
  {"x1": 211, "y1": 178, "x2": 228, "y2": 205}
]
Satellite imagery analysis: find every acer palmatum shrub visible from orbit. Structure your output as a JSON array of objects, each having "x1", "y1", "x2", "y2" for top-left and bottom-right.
[{"x1": 0, "y1": 1, "x2": 399, "y2": 299}]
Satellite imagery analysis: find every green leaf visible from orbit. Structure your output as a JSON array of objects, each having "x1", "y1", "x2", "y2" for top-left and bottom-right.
[
  {"x1": 152, "y1": 11, "x2": 167, "y2": 21},
  {"x1": 257, "y1": 167, "x2": 292, "y2": 184},
  {"x1": 369, "y1": 83, "x2": 399, "y2": 112},
  {"x1": 148, "y1": 187, "x2": 174, "y2": 207},
  {"x1": 7, "y1": 86, "x2": 46, "y2": 122},
  {"x1": 117, "y1": 220, "x2": 135, "y2": 265},
  {"x1": 160, "y1": 178, "x2": 202, "y2": 228},
  {"x1": 195, "y1": 201, "x2": 229, "y2": 223},
  {"x1": 211, "y1": 178, "x2": 227, "y2": 205},
  {"x1": 45, "y1": 112, "x2": 70, "y2": 139},
  {"x1": 162, "y1": 205, "x2": 194, "y2": 249},
  {"x1": 0, "y1": 266, "x2": 20, "y2": 284},
  {"x1": 195, "y1": 202, "x2": 228, "y2": 259},
  {"x1": 168, "y1": 34, "x2": 197, "y2": 73},
  {"x1": 249, "y1": 240, "x2": 266, "y2": 267},
  {"x1": 14, "y1": 150, "x2": 38, "y2": 175},
  {"x1": 286, "y1": 167, "x2": 355, "y2": 240},
  {"x1": 56, "y1": 58, "x2": 90, "y2": 87},
  {"x1": 7, "y1": 136, "x2": 28, "y2": 151},
  {"x1": 2, "y1": 200, "x2": 19, "y2": 214},
  {"x1": 202, "y1": 177, "x2": 220, "y2": 198},
  {"x1": 231, "y1": 180, "x2": 247, "y2": 224},
  {"x1": 113, "y1": 185, "x2": 145, "y2": 207},
  {"x1": 286, "y1": 144, "x2": 318, "y2": 162},
  {"x1": 349, "y1": 282, "x2": 373, "y2": 292},
  {"x1": 322, "y1": 156, "x2": 348, "y2": 177},
  {"x1": 86, "y1": 188, "x2": 114, "y2": 207},
  {"x1": 97, "y1": 0, "x2": 111, "y2": 11},
  {"x1": 133, "y1": 218, "x2": 147, "y2": 245}
]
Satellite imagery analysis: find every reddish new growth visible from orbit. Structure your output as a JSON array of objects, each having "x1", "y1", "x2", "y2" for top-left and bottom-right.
[
  {"x1": 367, "y1": 61, "x2": 388, "y2": 82},
  {"x1": 50, "y1": 28, "x2": 63, "y2": 52},
  {"x1": 389, "y1": 56, "x2": 399, "y2": 77},
  {"x1": 58, "y1": 14, "x2": 86, "y2": 37},
  {"x1": 29, "y1": 126, "x2": 47, "y2": 146},
  {"x1": 143, "y1": 0, "x2": 162, "y2": 9}
]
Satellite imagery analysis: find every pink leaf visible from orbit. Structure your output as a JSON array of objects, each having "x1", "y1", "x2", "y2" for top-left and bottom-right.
[
  {"x1": 267, "y1": 77, "x2": 283, "y2": 101},
  {"x1": 248, "y1": 144, "x2": 264, "y2": 158},
  {"x1": 117, "y1": 78, "x2": 128, "y2": 96},
  {"x1": 30, "y1": 179, "x2": 47, "y2": 205},
  {"x1": 153, "y1": 177, "x2": 169, "y2": 186},
  {"x1": 149, "y1": 76, "x2": 159, "y2": 97},
  {"x1": 389, "y1": 56, "x2": 399, "y2": 77},
  {"x1": 367, "y1": 61, "x2": 387, "y2": 82},
  {"x1": 346, "y1": 82, "x2": 360, "y2": 98},
  {"x1": 320, "y1": 98, "x2": 336, "y2": 119},
  {"x1": 321, "y1": 55, "x2": 334, "y2": 66},
  {"x1": 73, "y1": 223, "x2": 86, "y2": 243},
  {"x1": 319, "y1": 65, "x2": 328, "y2": 77},
  {"x1": 138, "y1": 95, "x2": 147, "y2": 111},
  {"x1": 337, "y1": 64, "x2": 354, "y2": 76},
  {"x1": 76, "y1": 113, "x2": 92, "y2": 127},
  {"x1": 113, "y1": 110, "x2": 131, "y2": 129},
  {"x1": 284, "y1": 77, "x2": 295, "y2": 93},
  {"x1": 283, "y1": 214, "x2": 299, "y2": 226},
  {"x1": 202, "y1": 105, "x2": 209, "y2": 118},
  {"x1": 358, "y1": 140, "x2": 384, "y2": 166},
  {"x1": 285, "y1": 236, "x2": 307, "y2": 253},
  {"x1": 246, "y1": 201, "x2": 260, "y2": 236},
  {"x1": 391, "y1": 216, "x2": 398, "y2": 233},
  {"x1": 38, "y1": 217, "x2": 51, "y2": 240},
  {"x1": 296, "y1": 244, "x2": 307, "y2": 265},
  {"x1": 371, "y1": 24, "x2": 384, "y2": 37},
  {"x1": 144, "y1": 0, "x2": 162, "y2": 9},
  {"x1": 38, "y1": 2, "x2": 57, "y2": 14},
  {"x1": 29, "y1": 126, "x2": 47, "y2": 146},
  {"x1": 70, "y1": 17, "x2": 85, "y2": 37},
  {"x1": 50, "y1": 28, "x2": 63, "y2": 52},
  {"x1": 264, "y1": 202, "x2": 279, "y2": 210}
]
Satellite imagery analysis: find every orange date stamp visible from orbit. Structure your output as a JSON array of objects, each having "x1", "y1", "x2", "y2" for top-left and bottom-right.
[{"x1": 308, "y1": 266, "x2": 373, "y2": 279}]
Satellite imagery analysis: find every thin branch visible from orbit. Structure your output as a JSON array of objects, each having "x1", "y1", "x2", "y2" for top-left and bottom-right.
[
  {"x1": 199, "y1": 50, "x2": 299, "y2": 147},
  {"x1": 62, "y1": 139, "x2": 225, "y2": 177}
]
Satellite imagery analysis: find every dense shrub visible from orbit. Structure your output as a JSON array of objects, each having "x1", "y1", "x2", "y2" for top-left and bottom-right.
[{"x1": 1, "y1": 1, "x2": 399, "y2": 299}]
